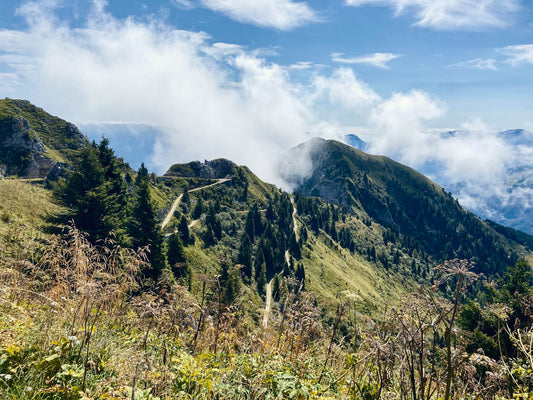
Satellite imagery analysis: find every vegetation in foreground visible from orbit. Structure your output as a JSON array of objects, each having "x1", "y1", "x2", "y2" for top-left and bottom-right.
[
  {"x1": 2, "y1": 100, "x2": 533, "y2": 399},
  {"x1": 1, "y1": 226, "x2": 533, "y2": 399}
]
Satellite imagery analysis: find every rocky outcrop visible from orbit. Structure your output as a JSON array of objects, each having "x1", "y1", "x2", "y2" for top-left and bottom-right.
[
  {"x1": 0, "y1": 116, "x2": 55, "y2": 178},
  {"x1": 164, "y1": 159, "x2": 235, "y2": 179},
  {"x1": 0, "y1": 99, "x2": 89, "y2": 179}
]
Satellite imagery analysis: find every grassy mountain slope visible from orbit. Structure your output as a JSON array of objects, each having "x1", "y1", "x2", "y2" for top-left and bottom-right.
[
  {"x1": 0, "y1": 98, "x2": 88, "y2": 178},
  {"x1": 3, "y1": 101, "x2": 533, "y2": 399},
  {"x1": 286, "y1": 138, "x2": 532, "y2": 276}
]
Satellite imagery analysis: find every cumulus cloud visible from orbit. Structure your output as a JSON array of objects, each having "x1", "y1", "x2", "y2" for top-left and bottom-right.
[
  {"x1": 332, "y1": 52, "x2": 401, "y2": 69},
  {"x1": 0, "y1": 0, "x2": 350, "y2": 186},
  {"x1": 344, "y1": 0, "x2": 520, "y2": 30},
  {"x1": 499, "y1": 44, "x2": 533, "y2": 66},
  {"x1": 365, "y1": 90, "x2": 445, "y2": 163},
  {"x1": 312, "y1": 67, "x2": 381, "y2": 108},
  {"x1": 198, "y1": 0, "x2": 318, "y2": 30},
  {"x1": 362, "y1": 91, "x2": 532, "y2": 230},
  {"x1": 451, "y1": 58, "x2": 498, "y2": 70}
]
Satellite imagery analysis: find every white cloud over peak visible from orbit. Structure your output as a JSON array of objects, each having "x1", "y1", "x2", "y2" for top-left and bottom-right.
[
  {"x1": 332, "y1": 52, "x2": 401, "y2": 69},
  {"x1": 198, "y1": 0, "x2": 318, "y2": 30},
  {"x1": 0, "y1": 0, "x2": 342, "y2": 185},
  {"x1": 500, "y1": 44, "x2": 533, "y2": 66},
  {"x1": 366, "y1": 90, "x2": 445, "y2": 162},
  {"x1": 451, "y1": 58, "x2": 498, "y2": 70},
  {"x1": 345, "y1": 0, "x2": 520, "y2": 30},
  {"x1": 312, "y1": 68, "x2": 381, "y2": 108}
]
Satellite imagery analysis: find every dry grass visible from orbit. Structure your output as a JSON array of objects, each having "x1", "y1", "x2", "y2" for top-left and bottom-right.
[{"x1": 0, "y1": 179, "x2": 65, "y2": 236}]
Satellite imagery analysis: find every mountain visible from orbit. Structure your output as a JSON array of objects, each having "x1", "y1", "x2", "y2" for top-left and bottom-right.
[
  {"x1": 343, "y1": 134, "x2": 367, "y2": 151},
  {"x1": 0, "y1": 98, "x2": 88, "y2": 179},
  {"x1": 2, "y1": 101, "x2": 533, "y2": 399},
  {"x1": 342, "y1": 129, "x2": 533, "y2": 235},
  {"x1": 284, "y1": 138, "x2": 531, "y2": 276}
]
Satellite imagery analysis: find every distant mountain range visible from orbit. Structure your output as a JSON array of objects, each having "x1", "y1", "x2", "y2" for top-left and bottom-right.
[
  {"x1": 343, "y1": 132, "x2": 533, "y2": 235},
  {"x1": 0, "y1": 98, "x2": 531, "y2": 294}
]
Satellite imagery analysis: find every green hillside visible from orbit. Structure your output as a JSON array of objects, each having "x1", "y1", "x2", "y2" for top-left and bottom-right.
[
  {"x1": 0, "y1": 98, "x2": 88, "y2": 178},
  {"x1": 287, "y1": 138, "x2": 530, "y2": 276},
  {"x1": 2, "y1": 101, "x2": 533, "y2": 399}
]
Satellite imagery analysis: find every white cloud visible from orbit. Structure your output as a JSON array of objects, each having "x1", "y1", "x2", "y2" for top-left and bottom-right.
[
  {"x1": 0, "y1": 0, "x2": 347, "y2": 186},
  {"x1": 366, "y1": 90, "x2": 445, "y2": 162},
  {"x1": 198, "y1": 0, "x2": 318, "y2": 30},
  {"x1": 363, "y1": 92, "x2": 532, "y2": 228},
  {"x1": 500, "y1": 44, "x2": 533, "y2": 66},
  {"x1": 451, "y1": 58, "x2": 498, "y2": 70},
  {"x1": 345, "y1": 0, "x2": 520, "y2": 30},
  {"x1": 0, "y1": 72, "x2": 22, "y2": 92},
  {"x1": 312, "y1": 67, "x2": 381, "y2": 108},
  {"x1": 332, "y1": 52, "x2": 401, "y2": 69}
]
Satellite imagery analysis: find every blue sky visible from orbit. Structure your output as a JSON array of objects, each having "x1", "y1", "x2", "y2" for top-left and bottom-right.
[
  {"x1": 2, "y1": 0, "x2": 533, "y2": 130},
  {"x1": 0, "y1": 0, "x2": 532, "y2": 227}
]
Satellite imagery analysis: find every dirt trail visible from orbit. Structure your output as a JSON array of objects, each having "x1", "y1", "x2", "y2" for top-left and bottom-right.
[
  {"x1": 263, "y1": 278, "x2": 273, "y2": 329},
  {"x1": 263, "y1": 198, "x2": 298, "y2": 328},
  {"x1": 290, "y1": 196, "x2": 298, "y2": 240},
  {"x1": 161, "y1": 178, "x2": 231, "y2": 229},
  {"x1": 161, "y1": 194, "x2": 183, "y2": 229}
]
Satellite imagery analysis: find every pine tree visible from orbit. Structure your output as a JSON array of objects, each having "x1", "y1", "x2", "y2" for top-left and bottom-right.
[
  {"x1": 257, "y1": 263, "x2": 267, "y2": 297},
  {"x1": 61, "y1": 144, "x2": 107, "y2": 242},
  {"x1": 193, "y1": 197, "x2": 204, "y2": 219},
  {"x1": 167, "y1": 233, "x2": 185, "y2": 266},
  {"x1": 130, "y1": 163, "x2": 167, "y2": 282},
  {"x1": 251, "y1": 204, "x2": 263, "y2": 236},
  {"x1": 289, "y1": 232, "x2": 301, "y2": 259},
  {"x1": 178, "y1": 216, "x2": 192, "y2": 245},
  {"x1": 237, "y1": 234, "x2": 253, "y2": 279},
  {"x1": 182, "y1": 187, "x2": 190, "y2": 205},
  {"x1": 245, "y1": 208, "x2": 255, "y2": 241},
  {"x1": 203, "y1": 224, "x2": 216, "y2": 247},
  {"x1": 295, "y1": 263, "x2": 306, "y2": 291}
]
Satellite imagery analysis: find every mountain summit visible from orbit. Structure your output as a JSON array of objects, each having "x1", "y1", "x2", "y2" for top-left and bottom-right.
[
  {"x1": 0, "y1": 98, "x2": 88, "y2": 179},
  {"x1": 284, "y1": 138, "x2": 525, "y2": 275}
]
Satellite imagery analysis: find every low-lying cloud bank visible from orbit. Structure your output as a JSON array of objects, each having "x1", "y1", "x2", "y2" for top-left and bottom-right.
[{"x1": 0, "y1": 0, "x2": 531, "y2": 232}]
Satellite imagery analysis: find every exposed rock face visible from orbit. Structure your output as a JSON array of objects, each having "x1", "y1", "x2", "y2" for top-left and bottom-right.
[
  {"x1": 164, "y1": 159, "x2": 235, "y2": 179},
  {"x1": 0, "y1": 99, "x2": 89, "y2": 179},
  {"x1": 0, "y1": 116, "x2": 55, "y2": 178}
]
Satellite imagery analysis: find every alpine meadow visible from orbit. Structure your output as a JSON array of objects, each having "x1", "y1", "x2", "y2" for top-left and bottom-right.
[{"x1": 2, "y1": 1, "x2": 533, "y2": 399}]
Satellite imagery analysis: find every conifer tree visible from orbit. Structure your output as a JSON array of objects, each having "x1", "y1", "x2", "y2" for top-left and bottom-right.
[
  {"x1": 130, "y1": 163, "x2": 167, "y2": 282},
  {"x1": 178, "y1": 216, "x2": 192, "y2": 245},
  {"x1": 245, "y1": 208, "x2": 255, "y2": 241},
  {"x1": 257, "y1": 263, "x2": 267, "y2": 297},
  {"x1": 203, "y1": 224, "x2": 216, "y2": 247},
  {"x1": 295, "y1": 263, "x2": 306, "y2": 291},
  {"x1": 237, "y1": 234, "x2": 253, "y2": 278},
  {"x1": 61, "y1": 144, "x2": 107, "y2": 242},
  {"x1": 182, "y1": 187, "x2": 190, "y2": 205},
  {"x1": 289, "y1": 232, "x2": 301, "y2": 259},
  {"x1": 167, "y1": 233, "x2": 185, "y2": 266},
  {"x1": 193, "y1": 197, "x2": 204, "y2": 219}
]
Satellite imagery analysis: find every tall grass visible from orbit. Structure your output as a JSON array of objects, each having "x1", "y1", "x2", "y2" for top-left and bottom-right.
[{"x1": 0, "y1": 227, "x2": 530, "y2": 399}]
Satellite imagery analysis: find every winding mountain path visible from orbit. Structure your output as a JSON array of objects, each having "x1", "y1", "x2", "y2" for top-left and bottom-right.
[
  {"x1": 263, "y1": 278, "x2": 273, "y2": 329},
  {"x1": 264, "y1": 197, "x2": 299, "y2": 329},
  {"x1": 161, "y1": 194, "x2": 183, "y2": 229},
  {"x1": 290, "y1": 196, "x2": 298, "y2": 240},
  {"x1": 161, "y1": 178, "x2": 231, "y2": 229}
]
